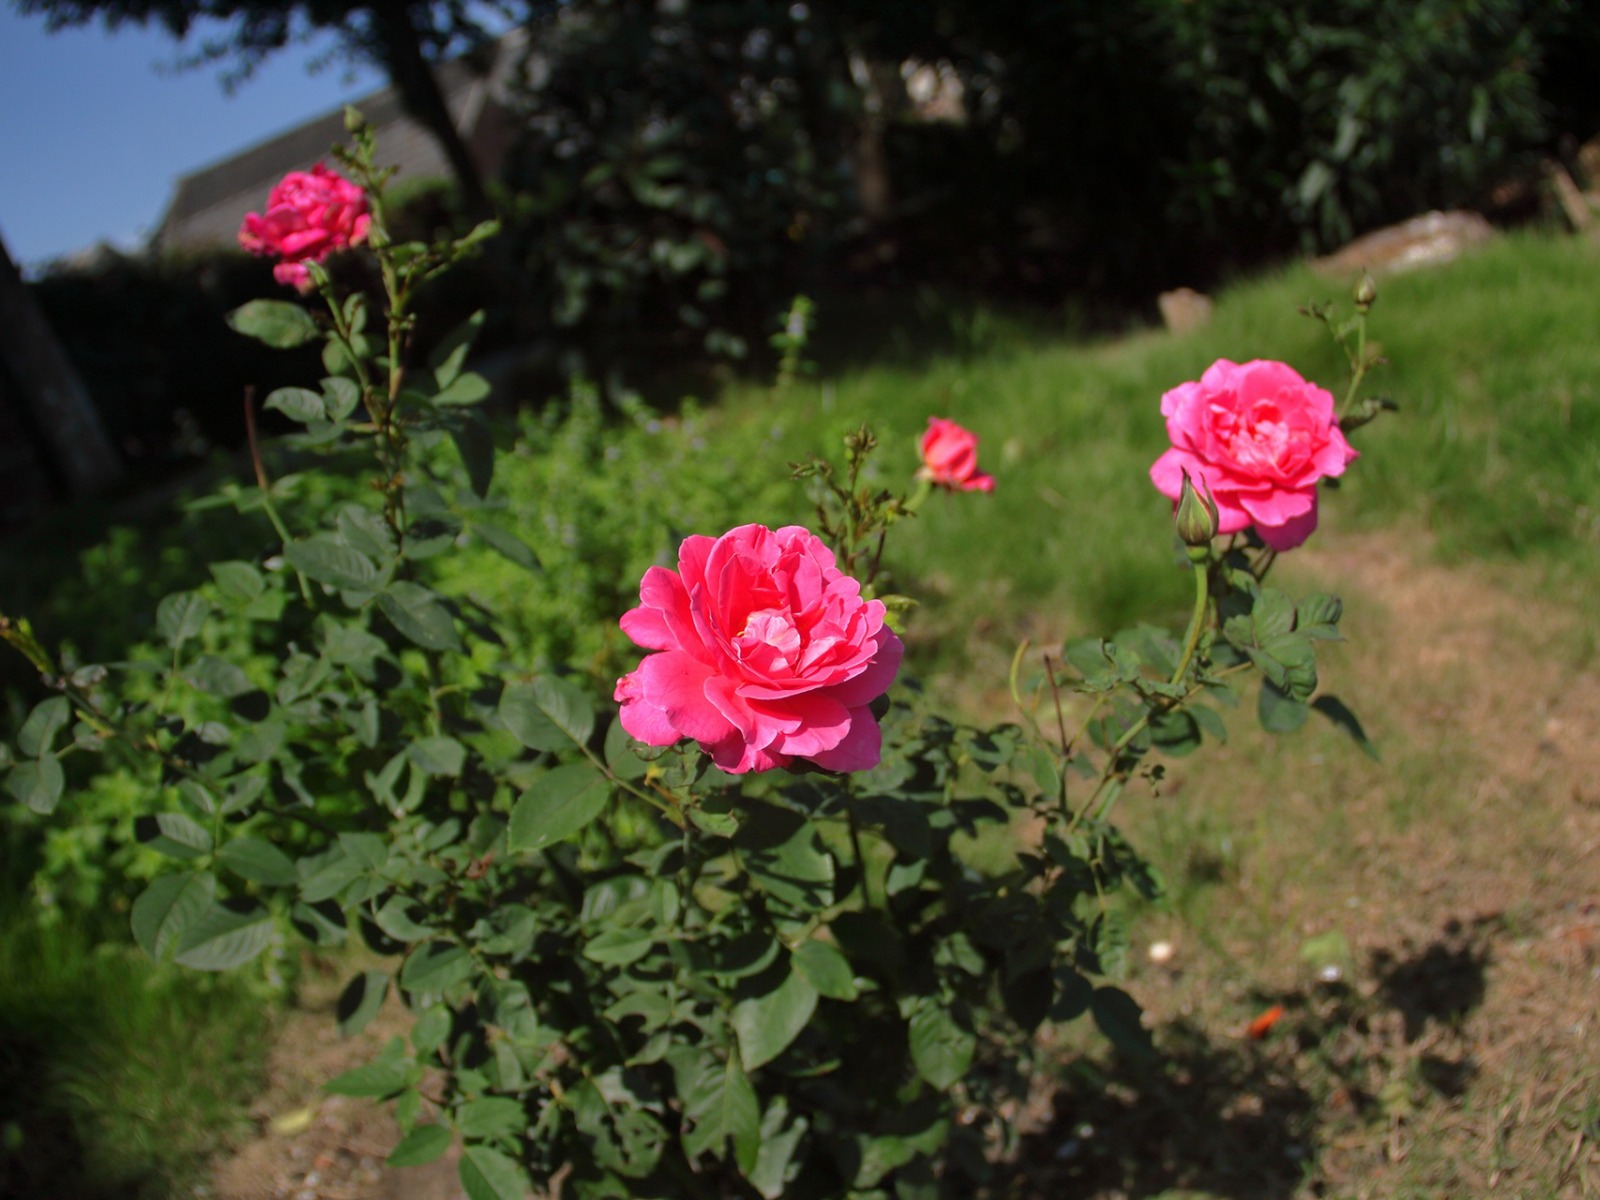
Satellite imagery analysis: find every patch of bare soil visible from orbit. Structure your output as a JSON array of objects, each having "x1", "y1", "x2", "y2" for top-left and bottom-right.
[{"x1": 210, "y1": 963, "x2": 463, "y2": 1200}]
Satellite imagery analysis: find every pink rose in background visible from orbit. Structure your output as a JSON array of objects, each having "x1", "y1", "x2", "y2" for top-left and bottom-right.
[
  {"x1": 918, "y1": 417, "x2": 995, "y2": 492},
  {"x1": 1149, "y1": 359, "x2": 1357, "y2": 550},
  {"x1": 238, "y1": 164, "x2": 371, "y2": 293},
  {"x1": 615, "y1": 524, "x2": 903, "y2": 774}
]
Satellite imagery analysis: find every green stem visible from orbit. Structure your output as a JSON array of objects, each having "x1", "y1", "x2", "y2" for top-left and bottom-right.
[
  {"x1": 1169, "y1": 552, "x2": 1211, "y2": 687},
  {"x1": 1341, "y1": 311, "x2": 1368, "y2": 416}
]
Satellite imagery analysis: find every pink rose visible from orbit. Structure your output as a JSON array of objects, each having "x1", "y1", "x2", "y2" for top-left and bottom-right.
[
  {"x1": 918, "y1": 417, "x2": 995, "y2": 492},
  {"x1": 614, "y1": 524, "x2": 903, "y2": 774},
  {"x1": 1148, "y1": 359, "x2": 1357, "y2": 550},
  {"x1": 238, "y1": 164, "x2": 371, "y2": 293}
]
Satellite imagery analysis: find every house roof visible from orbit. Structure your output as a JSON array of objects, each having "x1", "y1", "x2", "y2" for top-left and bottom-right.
[{"x1": 154, "y1": 44, "x2": 514, "y2": 251}]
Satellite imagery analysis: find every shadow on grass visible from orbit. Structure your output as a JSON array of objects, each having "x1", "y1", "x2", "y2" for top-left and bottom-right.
[{"x1": 1001, "y1": 1020, "x2": 1316, "y2": 1199}]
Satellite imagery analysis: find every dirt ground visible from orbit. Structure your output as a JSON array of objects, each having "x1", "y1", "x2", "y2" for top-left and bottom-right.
[{"x1": 209, "y1": 528, "x2": 1600, "y2": 1200}]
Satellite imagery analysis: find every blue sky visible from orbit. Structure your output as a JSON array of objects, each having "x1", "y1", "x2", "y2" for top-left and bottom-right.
[{"x1": 0, "y1": 6, "x2": 385, "y2": 271}]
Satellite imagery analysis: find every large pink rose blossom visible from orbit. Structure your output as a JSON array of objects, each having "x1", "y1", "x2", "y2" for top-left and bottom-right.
[
  {"x1": 918, "y1": 417, "x2": 995, "y2": 493},
  {"x1": 238, "y1": 164, "x2": 371, "y2": 293},
  {"x1": 1149, "y1": 359, "x2": 1357, "y2": 550},
  {"x1": 614, "y1": 524, "x2": 903, "y2": 774}
]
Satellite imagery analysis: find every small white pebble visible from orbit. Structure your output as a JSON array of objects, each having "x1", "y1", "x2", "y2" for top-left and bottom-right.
[
  {"x1": 1318, "y1": 964, "x2": 1344, "y2": 983},
  {"x1": 1148, "y1": 940, "x2": 1175, "y2": 964}
]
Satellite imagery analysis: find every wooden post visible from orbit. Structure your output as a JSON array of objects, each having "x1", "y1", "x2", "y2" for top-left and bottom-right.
[{"x1": 0, "y1": 230, "x2": 122, "y2": 496}]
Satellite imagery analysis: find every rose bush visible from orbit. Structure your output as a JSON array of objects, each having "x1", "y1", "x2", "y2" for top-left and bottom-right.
[
  {"x1": 237, "y1": 163, "x2": 371, "y2": 292},
  {"x1": 918, "y1": 416, "x2": 995, "y2": 492},
  {"x1": 614, "y1": 522, "x2": 903, "y2": 773},
  {"x1": 1148, "y1": 358, "x2": 1356, "y2": 549}
]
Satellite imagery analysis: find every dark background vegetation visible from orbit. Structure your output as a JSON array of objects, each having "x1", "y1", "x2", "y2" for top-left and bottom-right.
[{"x1": 20, "y1": 0, "x2": 1600, "y2": 482}]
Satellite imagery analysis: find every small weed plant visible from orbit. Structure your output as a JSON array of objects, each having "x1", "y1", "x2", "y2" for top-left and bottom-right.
[{"x1": 1, "y1": 117, "x2": 1388, "y2": 1199}]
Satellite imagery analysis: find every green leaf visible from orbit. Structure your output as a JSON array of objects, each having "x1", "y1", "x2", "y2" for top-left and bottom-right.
[
  {"x1": 470, "y1": 522, "x2": 540, "y2": 572},
  {"x1": 400, "y1": 942, "x2": 475, "y2": 995},
  {"x1": 732, "y1": 965, "x2": 818, "y2": 1070},
  {"x1": 409, "y1": 735, "x2": 466, "y2": 778},
  {"x1": 131, "y1": 871, "x2": 215, "y2": 961},
  {"x1": 446, "y1": 411, "x2": 495, "y2": 498},
  {"x1": 185, "y1": 655, "x2": 255, "y2": 698},
  {"x1": 387, "y1": 1123, "x2": 452, "y2": 1168},
  {"x1": 1259, "y1": 679, "x2": 1311, "y2": 733},
  {"x1": 227, "y1": 299, "x2": 319, "y2": 348},
  {"x1": 135, "y1": 812, "x2": 213, "y2": 860},
  {"x1": 17, "y1": 697, "x2": 70, "y2": 757},
  {"x1": 6, "y1": 756, "x2": 64, "y2": 815},
  {"x1": 210, "y1": 560, "x2": 266, "y2": 602},
  {"x1": 456, "y1": 1097, "x2": 524, "y2": 1139},
  {"x1": 907, "y1": 999, "x2": 975, "y2": 1089},
  {"x1": 174, "y1": 902, "x2": 274, "y2": 970},
  {"x1": 582, "y1": 925, "x2": 656, "y2": 966},
  {"x1": 375, "y1": 896, "x2": 436, "y2": 942},
  {"x1": 1253, "y1": 588, "x2": 1297, "y2": 638},
  {"x1": 458, "y1": 1146, "x2": 530, "y2": 1200},
  {"x1": 322, "y1": 376, "x2": 362, "y2": 421},
  {"x1": 217, "y1": 836, "x2": 297, "y2": 886},
  {"x1": 378, "y1": 583, "x2": 461, "y2": 653},
  {"x1": 1090, "y1": 986, "x2": 1157, "y2": 1062},
  {"x1": 1312, "y1": 695, "x2": 1380, "y2": 760},
  {"x1": 676, "y1": 1050, "x2": 761, "y2": 1171},
  {"x1": 337, "y1": 970, "x2": 390, "y2": 1037},
  {"x1": 749, "y1": 1097, "x2": 808, "y2": 1200},
  {"x1": 735, "y1": 804, "x2": 835, "y2": 912},
  {"x1": 286, "y1": 536, "x2": 380, "y2": 591},
  {"x1": 507, "y1": 762, "x2": 610, "y2": 854},
  {"x1": 499, "y1": 677, "x2": 593, "y2": 752},
  {"x1": 430, "y1": 310, "x2": 484, "y2": 390},
  {"x1": 792, "y1": 937, "x2": 858, "y2": 1000},
  {"x1": 156, "y1": 591, "x2": 211, "y2": 647},
  {"x1": 326, "y1": 1040, "x2": 413, "y2": 1098},
  {"x1": 434, "y1": 371, "x2": 492, "y2": 406},
  {"x1": 263, "y1": 387, "x2": 326, "y2": 423}
]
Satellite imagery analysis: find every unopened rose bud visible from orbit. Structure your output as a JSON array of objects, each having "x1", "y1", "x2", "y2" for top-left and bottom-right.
[
  {"x1": 344, "y1": 105, "x2": 368, "y2": 136},
  {"x1": 1354, "y1": 271, "x2": 1377, "y2": 313},
  {"x1": 1175, "y1": 469, "x2": 1219, "y2": 547}
]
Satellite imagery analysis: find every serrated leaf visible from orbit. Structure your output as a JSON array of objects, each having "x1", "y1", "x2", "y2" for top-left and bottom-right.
[
  {"x1": 131, "y1": 871, "x2": 215, "y2": 961},
  {"x1": 286, "y1": 536, "x2": 379, "y2": 591},
  {"x1": 217, "y1": 835, "x2": 297, "y2": 886},
  {"x1": 156, "y1": 592, "x2": 211, "y2": 647},
  {"x1": 446, "y1": 412, "x2": 495, "y2": 498},
  {"x1": 907, "y1": 998, "x2": 975, "y2": 1089},
  {"x1": 326, "y1": 1041, "x2": 412, "y2": 1098},
  {"x1": 227, "y1": 299, "x2": 319, "y2": 348},
  {"x1": 264, "y1": 387, "x2": 326, "y2": 423},
  {"x1": 375, "y1": 896, "x2": 435, "y2": 942},
  {"x1": 732, "y1": 965, "x2": 818, "y2": 1069},
  {"x1": 508, "y1": 762, "x2": 610, "y2": 853},
  {"x1": 749, "y1": 1097, "x2": 808, "y2": 1200},
  {"x1": 583, "y1": 925, "x2": 656, "y2": 966},
  {"x1": 1253, "y1": 589, "x2": 1297, "y2": 639},
  {"x1": 337, "y1": 970, "x2": 390, "y2": 1037},
  {"x1": 174, "y1": 902, "x2": 274, "y2": 970},
  {"x1": 378, "y1": 583, "x2": 461, "y2": 653},
  {"x1": 185, "y1": 655, "x2": 255, "y2": 698},
  {"x1": 458, "y1": 1146, "x2": 529, "y2": 1200},
  {"x1": 386, "y1": 1123, "x2": 452, "y2": 1168},
  {"x1": 17, "y1": 697, "x2": 70, "y2": 757}
]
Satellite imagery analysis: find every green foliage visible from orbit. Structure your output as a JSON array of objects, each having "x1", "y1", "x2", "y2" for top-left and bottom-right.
[{"x1": 0, "y1": 128, "x2": 1384, "y2": 1198}]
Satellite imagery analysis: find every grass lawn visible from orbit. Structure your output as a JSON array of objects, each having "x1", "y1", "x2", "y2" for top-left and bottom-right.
[{"x1": 2, "y1": 229, "x2": 1598, "y2": 1197}]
